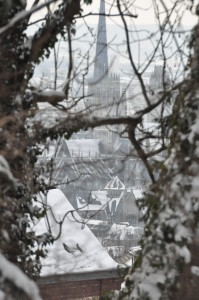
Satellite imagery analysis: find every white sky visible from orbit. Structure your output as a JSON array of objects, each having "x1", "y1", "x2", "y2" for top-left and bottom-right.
[
  {"x1": 27, "y1": 0, "x2": 198, "y2": 26},
  {"x1": 83, "y1": 0, "x2": 198, "y2": 25},
  {"x1": 26, "y1": 0, "x2": 198, "y2": 78}
]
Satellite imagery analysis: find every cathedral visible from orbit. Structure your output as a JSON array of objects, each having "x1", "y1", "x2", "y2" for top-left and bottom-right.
[
  {"x1": 86, "y1": 0, "x2": 126, "y2": 146},
  {"x1": 37, "y1": 0, "x2": 155, "y2": 248}
]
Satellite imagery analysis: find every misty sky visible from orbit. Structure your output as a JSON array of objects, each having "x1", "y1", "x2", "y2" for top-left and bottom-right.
[{"x1": 26, "y1": 0, "x2": 198, "y2": 26}]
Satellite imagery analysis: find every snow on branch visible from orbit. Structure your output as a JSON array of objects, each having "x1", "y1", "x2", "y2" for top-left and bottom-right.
[
  {"x1": 39, "y1": 113, "x2": 143, "y2": 137},
  {"x1": 32, "y1": 90, "x2": 66, "y2": 105},
  {"x1": 0, "y1": 155, "x2": 15, "y2": 184},
  {"x1": 0, "y1": 253, "x2": 42, "y2": 300},
  {"x1": 0, "y1": 0, "x2": 58, "y2": 36}
]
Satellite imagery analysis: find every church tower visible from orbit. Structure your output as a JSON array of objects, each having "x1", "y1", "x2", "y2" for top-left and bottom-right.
[
  {"x1": 89, "y1": 0, "x2": 122, "y2": 116},
  {"x1": 93, "y1": 0, "x2": 108, "y2": 82},
  {"x1": 88, "y1": 0, "x2": 126, "y2": 147}
]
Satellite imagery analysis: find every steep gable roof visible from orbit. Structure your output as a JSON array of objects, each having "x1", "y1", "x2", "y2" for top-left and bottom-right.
[
  {"x1": 56, "y1": 139, "x2": 71, "y2": 158},
  {"x1": 66, "y1": 139, "x2": 101, "y2": 157},
  {"x1": 104, "y1": 176, "x2": 125, "y2": 190},
  {"x1": 76, "y1": 191, "x2": 108, "y2": 211},
  {"x1": 34, "y1": 189, "x2": 118, "y2": 276}
]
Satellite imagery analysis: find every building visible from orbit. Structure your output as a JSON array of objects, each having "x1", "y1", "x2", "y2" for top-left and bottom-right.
[
  {"x1": 35, "y1": 189, "x2": 124, "y2": 299},
  {"x1": 149, "y1": 65, "x2": 170, "y2": 91},
  {"x1": 86, "y1": 0, "x2": 126, "y2": 147},
  {"x1": 35, "y1": 0, "x2": 149, "y2": 251}
]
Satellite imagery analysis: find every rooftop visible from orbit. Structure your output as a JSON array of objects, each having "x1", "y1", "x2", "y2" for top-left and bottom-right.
[{"x1": 34, "y1": 189, "x2": 119, "y2": 276}]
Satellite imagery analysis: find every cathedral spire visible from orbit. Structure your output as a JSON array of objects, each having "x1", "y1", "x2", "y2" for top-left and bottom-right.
[{"x1": 93, "y1": 0, "x2": 108, "y2": 82}]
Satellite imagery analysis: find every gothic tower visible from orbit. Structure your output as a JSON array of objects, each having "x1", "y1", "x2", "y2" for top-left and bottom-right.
[
  {"x1": 93, "y1": 0, "x2": 108, "y2": 82},
  {"x1": 90, "y1": 0, "x2": 121, "y2": 116},
  {"x1": 88, "y1": 0, "x2": 126, "y2": 147}
]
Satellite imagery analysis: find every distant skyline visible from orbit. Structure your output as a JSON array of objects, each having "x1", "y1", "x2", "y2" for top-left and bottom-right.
[{"x1": 27, "y1": 0, "x2": 196, "y2": 84}]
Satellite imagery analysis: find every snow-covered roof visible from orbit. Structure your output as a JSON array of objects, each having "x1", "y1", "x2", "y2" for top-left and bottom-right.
[
  {"x1": 129, "y1": 246, "x2": 142, "y2": 254},
  {"x1": 34, "y1": 189, "x2": 118, "y2": 276},
  {"x1": 107, "y1": 191, "x2": 124, "y2": 214},
  {"x1": 76, "y1": 191, "x2": 108, "y2": 211},
  {"x1": 109, "y1": 223, "x2": 143, "y2": 241},
  {"x1": 76, "y1": 189, "x2": 123, "y2": 214},
  {"x1": 132, "y1": 189, "x2": 143, "y2": 200},
  {"x1": 87, "y1": 220, "x2": 108, "y2": 226},
  {"x1": 66, "y1": 139, "x2": 101, "y2": 157},
  {"x1": 45, "y1": 145, "x2": 56, "y2": 157},
  {"x1": 92, "y1": 190, "x2": 108, "y2": 205},
  {"x1": 104, "y1": 176, "x2": 125, "y2": 190},
  {"x1": 38, "y1": 139, "x2": 70, "y2": 158}
]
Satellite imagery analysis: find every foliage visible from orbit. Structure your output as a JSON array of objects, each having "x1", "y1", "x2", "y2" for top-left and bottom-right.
[
  {"x1": 0, "y1": 0, "x2": 199, "y2": 299},
  {"x1": 0, "y1": 0, "x2": 82, "y2": 298},
  {"x1": 116, "y1": 23, "x2": 199, "y2": 300}
]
